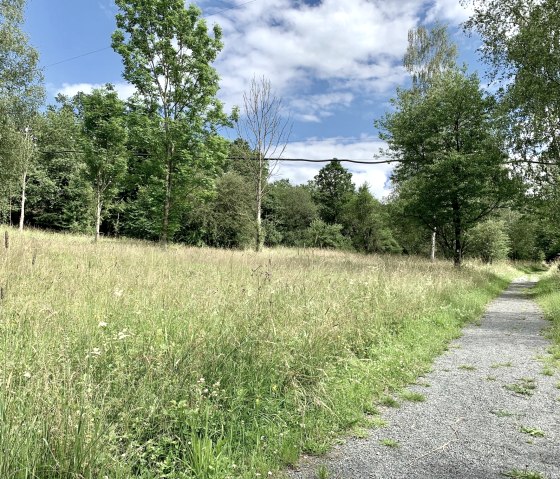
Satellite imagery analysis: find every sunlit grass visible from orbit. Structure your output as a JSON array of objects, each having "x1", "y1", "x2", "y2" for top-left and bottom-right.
[
  {"x1": 532, "y1": 266, "x2": 560, "y2": 372},
  {"x1": 0, "y1": 227, "x2": 519, "y2": 478}
]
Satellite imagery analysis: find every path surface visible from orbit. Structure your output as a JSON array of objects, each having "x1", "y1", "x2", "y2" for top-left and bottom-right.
[{"x1": 290, "y1": 279, "x2": 560, "y2": 479}]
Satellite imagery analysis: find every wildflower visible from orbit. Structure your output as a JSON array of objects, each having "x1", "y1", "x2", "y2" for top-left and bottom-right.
[
  {"x1": 90, "y1": 347, "x2": 101, "y2": 356},
  {"x1": 198, "y1": 377, "x2": 205, "y2": 384},
  {"x1": 268, "y1": 472, "x2": 273, "y2": 476},
  {"x1": 98, "y1": 321, "x2": 108, "y2": 328},
  {"x1": 116, "y1": 329, "x2": 131, "y2": 340},
  {"x1": 113, "y1": 288, "x2": 124, "y2": 297},
  {"x1": 23, "y1": 371, "x2": 31, "y2": 379}
]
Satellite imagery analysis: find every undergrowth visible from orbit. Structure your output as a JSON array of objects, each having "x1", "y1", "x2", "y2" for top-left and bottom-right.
[{"x1": 0, "y1": 228, "x2": 519, "y2": 478}]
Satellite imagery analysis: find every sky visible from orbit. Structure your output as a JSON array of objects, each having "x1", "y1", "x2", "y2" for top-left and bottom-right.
[{"x1": 23, "y1": 0, "x2": 482, "y2": 199}]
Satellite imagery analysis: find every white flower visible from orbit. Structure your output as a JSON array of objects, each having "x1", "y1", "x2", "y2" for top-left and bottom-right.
[
  {"x1": 98, "y1": 321, "x2": 108, "y2": 328},
  {"x1": 91, "y1": 347, "x2": 101, "y2": 356},
  {"x1": 116, "y1": 329, "x2": 131, "y2": 340},
  {"x1": 113, "y1": 288, "x2": 124, "y2": 298},
  {"x1": 23, "y1": 371, "x2": 31, "y2": 379}
]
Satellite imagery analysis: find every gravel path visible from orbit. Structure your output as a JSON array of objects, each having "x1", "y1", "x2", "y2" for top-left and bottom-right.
[{"x1": 290, "y1": 278, "x2": 560, "y2": 479}]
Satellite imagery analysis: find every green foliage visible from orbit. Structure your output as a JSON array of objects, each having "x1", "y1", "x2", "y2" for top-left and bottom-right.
[
  {"x1": 404, "y1": 22, "x2": 458, "y2": 90},
  {"x1": 27, "y1": 98, "x2": 92, "y2": 232},
  {"x1": 264, "y1": 180, "x2": 318, "y2": 247},
  {"x1": 0, "y1": 0, "x2": 44, "y2": 120},
  {"x1": 313, "y1": 160, "x2": 355, "y2": 225},
  {"x1": 112, "y1": 0, "x2": 229, "y2": 243},
  {"x1": 378, "y1": 68, "x2": 519, "y2": 265},
  {"x1": 194, "y1": 171, "x2": 254, "y2": 249},
  {"x1": 466, "y1": 0, "x2": 560, "y2": 172},
  {"x1": 532, "y1": 269, "x2": 560, "y2": 367},
  {"x1": 304, "y1": 219, "x2": 349, "y2": 249},
  {"x1": 342, "y1": 185, "x2": 400, "y2": 254},
  {"x1": 75, "y1": 85, "x2": 128, "y2": 239},
  {"x1": 467, "y1": 219, "x2": 511, "y2": 263}
]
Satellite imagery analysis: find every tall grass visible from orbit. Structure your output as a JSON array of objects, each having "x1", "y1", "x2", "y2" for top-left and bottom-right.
[
  {"x1": 0, "y1": 228, "x2": 518, "y2": 478},
  {"x1": 532, "y1": 266, "x2": 560, "y2": 367}
]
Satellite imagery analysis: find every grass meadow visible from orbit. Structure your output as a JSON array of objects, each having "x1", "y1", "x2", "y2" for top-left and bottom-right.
[
  {"x1": 0, "y1": 228, "x2": 520, "y2": 478},
  {"x1": 532, "y1": 266, "x2": 560, "y2": 372}
]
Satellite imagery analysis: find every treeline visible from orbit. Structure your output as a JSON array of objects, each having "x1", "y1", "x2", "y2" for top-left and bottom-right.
[{"x1": 1, "y1": 0, "x2": 559, "y2": 264}]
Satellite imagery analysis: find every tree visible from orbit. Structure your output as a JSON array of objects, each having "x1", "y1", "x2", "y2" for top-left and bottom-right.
[
  {"x1": 403, "y1": 23, "x2": 458, "y2": 259},
  {"x1": 404, "y1": 23, "x2": 458, "y2": 91},
  {"x1": 304, "y1": 219, "x2": 349, "y2": 249},
  {"x1": 75, "y1": 85, "x2": 128, "y2": 242},
  {"x1": 464, "y1": 0, "x2": 560, "y2": 172},
  {"x1": 112, "y1": 0, "x2": 229, "y2": 243},
  {"x1": 207, "y1": 171, "x2": 254, "y2": 248},
  {"x1": 27, "y1": 96, "x2": 92, "y2": 232},
  {"x1": 342, "y1": 184, "x2": 400, "y2": 254},
  {"x1": 377, "y1": 68, "x2": 518, "y2": 266},
  {"x1": 0, "y1": 0, "x2": 44, "y2": 229},
  {"x1": 466, "y1": 218, "x2": 511, "y2": 263},
  {"x1": 263, "y1": 180, "x2": 318, "y2": 246},
  {"x1": 236, "y1": 76, "x2": 292, "y2": 252},
  {"x1": 313, "y1": 160, "x2": 355, "y2": 225}
]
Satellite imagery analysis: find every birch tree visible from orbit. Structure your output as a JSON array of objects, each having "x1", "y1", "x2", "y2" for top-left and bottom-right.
[{"x1": 0, "y1": 0, "x2": 44, "y2": 229}]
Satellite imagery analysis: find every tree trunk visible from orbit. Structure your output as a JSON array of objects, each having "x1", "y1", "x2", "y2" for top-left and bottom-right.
[
  {"x1": 452, "y1": 198, "x2": 462, "y2": 267},
  {"x1": 95, "y1": 188, "x2": 102, "y2": 243},
  {"x1": 18, "y1": 169, "x2": 27, "y2": 231},
  {"x1": 255, "y1": 164, "x2": 263, "y2": 252},
  {"x1": 162, "y1": 158, "x2": 172, "y2": 245},
  {"x1": 430, "y1": 228, "x2": 436, "y2": 261}
]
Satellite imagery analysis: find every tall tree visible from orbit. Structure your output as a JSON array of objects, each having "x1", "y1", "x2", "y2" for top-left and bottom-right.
[
  {"x1": 75, "y1": 85, "x2": 128, "y2": 242},
  {"x1": 464, "y1": 0, "x2": 560, "y2": 172},
  {"x1": 236, "y1": 76, "x2": 292, "y2": 252},
  {"x1": 112, "y1": 0, "x2": 229, "y2": 243},
  {"x1": 377, "y1": 69, "x2": 518, "y2": 266},
  {"x1": 403, "y1": 23, "x2": 458, "y2": 91},
  {"x1": 0, "y1": 0, "x2": 44, "y2": 229},
  {"x1": 403, "y1": 23, "x2": 458, "y2": 258},
  {"x1": 313, "y1": 160, "x2": 355, "y2": 225}
]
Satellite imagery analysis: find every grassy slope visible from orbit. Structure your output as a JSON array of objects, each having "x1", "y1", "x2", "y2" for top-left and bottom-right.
[
  {"x1": 532, "y1": 267, "x2": 560, "y2": 371},
  {"x1": 0, "y1": 229, "x2": 520, "y2": 478}
]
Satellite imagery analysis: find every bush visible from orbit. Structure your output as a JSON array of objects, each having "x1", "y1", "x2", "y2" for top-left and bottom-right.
[{"x1": 467, "y1": 219, "x2": 510, "y2": 263}]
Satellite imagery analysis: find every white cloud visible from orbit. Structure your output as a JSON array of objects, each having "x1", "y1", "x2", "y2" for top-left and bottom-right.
[
  {"x1": 211, "y1": 0, "x2": 473, "y2": 118},
  {"x1": 426, "y1": 0, "x2": 474, "y2": 23},
  {"x1": 212, "y1": 0, "x2": 420, "y2": 111},
  {"x1": 274, "y1": 136, "x2": 393, "y2": 199},
  {"x1": 56, "y1": 82, "x2": 136, "y2": 99}
]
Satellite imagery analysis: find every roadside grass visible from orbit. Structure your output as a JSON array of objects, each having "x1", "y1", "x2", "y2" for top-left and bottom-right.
[
  {"x1": 502, "y1": 469, "x2": 545, "y2": 479},
  {"x1": 505, "y1": 378, "x2": 537, "y2": 396},
  {"x1": 379, "y1": 439, "x2": 399, "y2": 448},
  {"x1": 0, "y1": 228, "x2": 520, "y2": 478},
  {"x1": 531, "y1": 267, "x2": 560, "y2": 374}
]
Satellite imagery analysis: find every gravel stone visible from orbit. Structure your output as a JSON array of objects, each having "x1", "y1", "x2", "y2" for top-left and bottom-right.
[{"x1": 289, "y1": 278, "x2": 560, "y2": 479}]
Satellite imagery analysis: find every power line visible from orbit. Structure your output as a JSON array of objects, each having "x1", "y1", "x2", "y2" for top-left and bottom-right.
[
  {"x1": 43, "y1": 0, "x2": 257, "y2": 69},
  {"x1": 45, "y1": 47, "x2": 112, "y2": 68},
  {"x1": 36, "y1": 151, "x2": 558, "y2": 166}
]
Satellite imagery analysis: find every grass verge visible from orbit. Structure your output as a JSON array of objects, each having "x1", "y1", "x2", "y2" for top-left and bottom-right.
[
  {"x1": 0, "y1": 228, "x2": 519, "y2": 478},
  {"x1": 531, "y1": 266, "x2": 560, "y2": 372}
]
